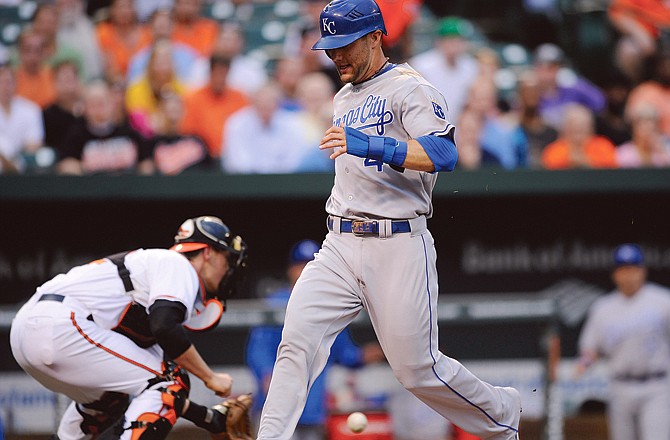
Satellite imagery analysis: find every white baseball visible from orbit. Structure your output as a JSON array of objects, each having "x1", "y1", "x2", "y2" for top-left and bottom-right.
[{"x1": 346, "y1": 411, "x2": 368, "y2": 433}]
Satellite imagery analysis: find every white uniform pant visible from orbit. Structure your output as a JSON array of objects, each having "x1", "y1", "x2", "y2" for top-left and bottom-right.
[
  {"x1": 257, "y1": 227, "x2": 520, "y2": 440},
  {"x1": 608, "y1": 378, "x2": 670, "y2": 440},
  {"x1": 10, "y1": 298, "x2": 174, "y2": 440}
]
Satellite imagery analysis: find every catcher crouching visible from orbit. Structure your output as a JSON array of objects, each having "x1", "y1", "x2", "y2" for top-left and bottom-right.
[{"x1": 10, "y1": 216, "x2": 253, "y2": 439}]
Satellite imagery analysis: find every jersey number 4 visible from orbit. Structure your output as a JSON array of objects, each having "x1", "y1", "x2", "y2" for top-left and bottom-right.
[
  {"x1": 364, "y1": 158, "x2": 405, "y2": 173},
  {"x1": 364, "y1": 158, "x2": 384, "y2": 172}
]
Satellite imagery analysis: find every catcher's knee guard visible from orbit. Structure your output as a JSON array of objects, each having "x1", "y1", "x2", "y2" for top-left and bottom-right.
[
  {"x1": 76, "y1": 391, "x2": 130, "y2": 438},
  {"x1": 129, "y1": 413, "x2": 174, "y2": 440},
  {"x1": 128, "y1": 363, "x2": 190, "y2": 440}
]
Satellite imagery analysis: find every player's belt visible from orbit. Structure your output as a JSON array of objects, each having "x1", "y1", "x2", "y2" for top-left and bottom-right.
[
  {"x1": 37, "y1": 293, "x2": 65, "y2": 302},
  {"x1": 327, "y1": 216, "x2": 411, "y2": 236},
  {"x1": 614, "y1": 371, "x2": 667, "y2": 382}
]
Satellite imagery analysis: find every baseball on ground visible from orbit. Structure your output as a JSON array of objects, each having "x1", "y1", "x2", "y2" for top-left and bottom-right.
[{"x1": 346, "y1": 411, "x2": 368, "y2": 433}]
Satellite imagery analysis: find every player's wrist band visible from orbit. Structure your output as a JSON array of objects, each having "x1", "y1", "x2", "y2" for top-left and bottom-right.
[{"x1": 344, "y1": 127, "x2": 407, "y2": 167}]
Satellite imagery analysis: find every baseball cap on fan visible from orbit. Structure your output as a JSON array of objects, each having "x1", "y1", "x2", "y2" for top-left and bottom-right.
[
  {"x1": 533, "y1": 43, "x2": 565, "y2": 65},
  {"x1": 613, "y1": 243, "x2": 644, "y2": 267},
  {"x1": 436, "y1": 16, "x2": 473, "y2": 39}
]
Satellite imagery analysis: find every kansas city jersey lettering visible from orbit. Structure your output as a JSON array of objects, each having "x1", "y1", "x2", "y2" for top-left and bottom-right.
[{"x1": 333, "y1": 94, "x2": 394, "y2": 135}]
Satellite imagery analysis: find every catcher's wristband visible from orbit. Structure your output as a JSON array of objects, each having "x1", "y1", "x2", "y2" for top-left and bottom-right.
[{"x1": 344, "y1": 126, "x2": 407, "y2": 167}]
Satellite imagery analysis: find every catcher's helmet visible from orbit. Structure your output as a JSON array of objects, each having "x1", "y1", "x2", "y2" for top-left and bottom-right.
[
  {"x1": 311, "y1": 0, "x2": 387, "y2": 50},
  {"x1": 171, "y1": 216, "x2": 248, "y2": 299}
]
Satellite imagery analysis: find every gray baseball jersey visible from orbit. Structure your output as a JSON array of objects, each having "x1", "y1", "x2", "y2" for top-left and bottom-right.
[
  {"x1": 579, "y1": 282, "x2": 670, "y2": 440},
  {"x1": 258, "y1": 62, "x2": 521, "y2": 440},
  {"x1": 326, "y1": 63, "x2": 453, "y2": 220},
  {"x1": 579, "y1": 282, "x2": 670, "y2": 377}
]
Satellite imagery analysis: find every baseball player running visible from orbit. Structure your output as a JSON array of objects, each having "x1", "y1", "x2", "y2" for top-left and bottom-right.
[
  {"x1": 256, "y1": 1, "x2": 521, "y2": 439},
  {"x1": 577, "y1": 243, "x2": 670, "y2": 440},
  {"x1": 10, "y1": 216, "x2": 253, "y2": 440}
]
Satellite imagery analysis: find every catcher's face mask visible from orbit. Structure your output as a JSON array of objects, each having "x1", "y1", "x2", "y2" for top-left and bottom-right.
[{"x1": 171, "y1": 216, "x2": 248, "y2": 330}]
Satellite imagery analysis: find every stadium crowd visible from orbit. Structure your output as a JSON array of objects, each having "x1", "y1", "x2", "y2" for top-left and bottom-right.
[{"x1": 1, "y1": 0, "x2": 670, "y2": 175}]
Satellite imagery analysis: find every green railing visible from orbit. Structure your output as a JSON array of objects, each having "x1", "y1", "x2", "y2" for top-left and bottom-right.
[{"x1": 2, "y1": 168, "x2": 669, "y2": 201}]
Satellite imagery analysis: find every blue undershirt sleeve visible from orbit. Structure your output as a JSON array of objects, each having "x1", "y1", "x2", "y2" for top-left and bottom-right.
[{"x1": 415, "y1": 134, "x2": 458, "y2": 172}]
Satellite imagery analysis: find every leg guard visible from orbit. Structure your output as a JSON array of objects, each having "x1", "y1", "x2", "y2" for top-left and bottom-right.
[
  {"x1": 129, "y1": 413, "x2": 174, "y2": 440},
  {"x1": 76, "y1": 391, "x2": 130, "y2": 439},
  {"x1": 126, "y1": 363, "x2": 190, "y2": 440}
]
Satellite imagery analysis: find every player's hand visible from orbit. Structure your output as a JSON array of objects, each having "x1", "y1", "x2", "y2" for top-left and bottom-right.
[
  {"x1": 205, "y1": 372, "x2": 233, "y2": 397},
  {"x1": 320, "y1": 126, "x2": 347, "y2": 160}
]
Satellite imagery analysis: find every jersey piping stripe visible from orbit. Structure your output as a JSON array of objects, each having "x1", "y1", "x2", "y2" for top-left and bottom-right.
[
  {"x1": 428, "y1": 123, "x2": 455, "y2": 137},
  {"x1": 70, "y1": 312, "x2": 163, "y2": 377},
  {"x1": 421, "y1": 235, "x2": 518, "y2": 434}
]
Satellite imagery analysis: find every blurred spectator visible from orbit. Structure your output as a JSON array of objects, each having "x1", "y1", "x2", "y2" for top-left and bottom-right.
[
  {"x1": 181, "y1": 54, "x2": 249, "y2": 159},
  {"x1": 221, "y1": 81, "x2": 312, "y2": 174},
  {"x1": 125, "y1": 39, "x2": 187, "y2": 135},
  {"x1": 466, "y1": 80, "x2": 528, "y2": 169},
  {"x1": 171, "y1": 0, "x2": 220, "y2": 57},
  {"x1": 409, "y1": 16, "x2": 479, "y2": 122},
  {"x1": 30, "y1": 3, "x2": 84, "y2": 73},
  {"x1": 42, "y1": 59, "x2": 83, "y2": 153},
  {"x1": 376, "y1": 0, "x2": 423, "y2": 62},
  {"x1": 617, "y1": 104, "x2": 670, "y2": 168},
  {"x1": 273, "y1": 56, "x2": 306, "y2": 111},
  {"x1": 150, "y1": 91, "x2": 214, "y2": 174},
  {"x1": 532, "y1": 43, "x2": 606, "y2": 131},
  {"x1": 55, "y1": 0, "x2": 104, "y2": 81},
  {"x1": 127, "y1": 9, "x2": 204, "y2": 89},
  {"x1": 473, "y1": 46, "x2": 501, "y2": 85},
  {"x1": 245, "y1": 239, "x2": 384, "y2": 438},
  {"x1": 541, "y1": 103, "x2": 617, "y2": 169},
  {"x1": 283, "y1": 0, "x2": 329, "y2": 58},
  {"x1": 208, "y1": 21, "x2": 268, "y2": 96},
  {"x1": 96, "y1": 0, "x2": 152, "y2": 81},
  {"x1": 86, "y1": 0, "x2": 112, "y2": 18},
  {"x1": 625, "y1": 49, "x2": 670, "y2": 138},
  {"x1": 57, "y1": 80, "x2": 153, "y2": 175},
  {"x1": 135, "y1": 0, "x2": 174, "y2": 22},
  {"x1": 30, "y1": 4, "x2": 62, "y2": 61},
  {"x1": 454, "y1": 110, "x2": 485, "y2": 170},
  {"x1": 595, "y1": 71, "x2": 633, "y2": 146},
  {"x1": 106, "y1": 75, "x2": 152, "y2": 138},
  {"x1": 13, "y1": 29, "x2": 56, "y2": 108},
  {"x1": 294, "y1": 72, "x2": 336, "y2": 173},
  {"x1": 282, "y1": 0, "x2": 341, "y2": 90},
  {"x1": 608, "y1": 0, "x2": 670, "y2": 83},
  {"x1": 0, "y1": 63, "x2": 44, "y2": 174},
  {"x1": 515, "y1": 69, "x2": 558, "y2": 168}
]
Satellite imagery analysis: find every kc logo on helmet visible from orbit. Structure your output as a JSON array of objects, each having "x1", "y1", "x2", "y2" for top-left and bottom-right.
[{"x1": 322, "y1": 18, "x2": 336, "y2": 34}]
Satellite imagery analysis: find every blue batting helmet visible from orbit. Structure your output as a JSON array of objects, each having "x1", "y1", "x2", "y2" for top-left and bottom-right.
[{"x1": 311, "y1": 0, "x2": 388, "y2": 50}]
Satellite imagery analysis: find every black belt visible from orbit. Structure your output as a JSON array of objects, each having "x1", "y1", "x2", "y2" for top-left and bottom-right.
[
  {"x1": 327, "y1": 216, "x2": 411, "y2": 235},
  {"x1": 614, "y1": 371, "x2": 667, "y2": 382},
  {"x1": 38, "y1": 293, "x2": 65, "y2": 302}
]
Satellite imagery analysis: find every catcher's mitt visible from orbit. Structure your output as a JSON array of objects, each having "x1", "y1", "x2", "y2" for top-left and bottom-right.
[{"x1": 211, "y1": 394, "x2": 253, "y2": 440}]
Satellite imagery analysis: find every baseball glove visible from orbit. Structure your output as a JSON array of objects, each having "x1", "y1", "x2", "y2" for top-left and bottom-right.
[{"x1": 210, "y1": 394, "x2": 253, "y2": 440}]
